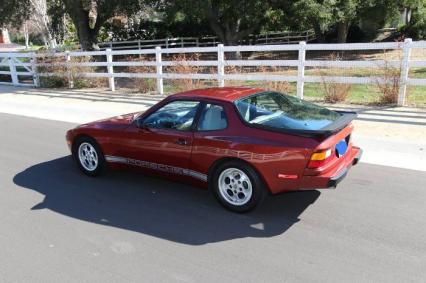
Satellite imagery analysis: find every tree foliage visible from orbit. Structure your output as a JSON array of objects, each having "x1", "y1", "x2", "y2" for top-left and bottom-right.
[
  {"x1": 1, "y1": 0, "x2": 144, "y2": 49},
  {"x1": 274, "y1": 0, "x2": 333, "y2": 42},
  {"x1": 400, "y1": 0, "x2": 426, "y2": 39},
  {"x1": 62, "y1": 0, "x2": 143, "y2": 50},
  {"x1": 2, "y1": 0, "x2": 426, "y2": 47},
  {"x1": 0, "y1": 0, "x2": 31, "y2": 27},
  {"x1": 47, "y1": 0, "x2": 67, "y2": 43},
  {"x1": 161, "y1": 0, "x2": 273, "y2": 45}
]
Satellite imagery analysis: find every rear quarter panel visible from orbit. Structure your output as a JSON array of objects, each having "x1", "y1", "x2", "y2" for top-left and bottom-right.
[{"x1": 191, "y1": 101, "x2": 320, "y2": 194}]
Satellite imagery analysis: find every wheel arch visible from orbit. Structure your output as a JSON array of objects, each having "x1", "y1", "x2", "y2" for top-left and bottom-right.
[
  {"x1": 207, "y1": 157, "x2": 271, "y2": 193},
  {"x1": 71, "y1": 133, "x2": 103, "y2": 155}
]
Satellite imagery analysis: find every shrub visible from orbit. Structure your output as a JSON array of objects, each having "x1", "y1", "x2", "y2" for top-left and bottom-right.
[
  {"x1": 36, "y1": 51, "x2": 68, "y2": 88},
  {"x1": 322, "y1": 81, "x2": 351, "y2": 103},
  {"x1": 132, "y1": 78, "x2": 157, "y2": 93},
  {"x1": 377, "y1": 69, "x2": 400, "y2": 104},
  {"x1": 36, "y1": 51, "x2": 107, "y2": 89},
  {"x1": 125, "y1": 56, "x2": 157, "y2": 93},
  {"x1": 167, "y1": 53, "x2": 209, "y2": 91},
  {"x1": 376, "y1": 52, "x2": 401, "y2": 105},
  {"x1": 225, "y1": 65, "x2": 291, "y2": 93},
  {"x1": 319, "y1": 54, "x2": 351, "y2": 103},
  {"x1": 40, "y1": 76, "x2": 67, "y2": 88},
  {"x1": 258, "y1": 66, "x2": 291, "y2": 93}
]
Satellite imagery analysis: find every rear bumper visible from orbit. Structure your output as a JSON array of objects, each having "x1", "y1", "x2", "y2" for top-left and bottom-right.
[
  {"x1": 299, "y1": 146, "x2": 362, "y2": 190},
  {"x1": 327, "y1": 148, "x2": 362, "y2": 187}
]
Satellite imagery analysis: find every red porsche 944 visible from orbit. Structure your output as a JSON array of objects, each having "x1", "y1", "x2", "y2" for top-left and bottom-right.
[{"x1": 66, "y1": 87, "x2": 362, "y2": 212}]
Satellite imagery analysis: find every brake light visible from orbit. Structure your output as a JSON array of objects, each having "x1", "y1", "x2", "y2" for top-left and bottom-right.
[{"x1": 308, "y1": 148, "x2": 333, "y2": 168}]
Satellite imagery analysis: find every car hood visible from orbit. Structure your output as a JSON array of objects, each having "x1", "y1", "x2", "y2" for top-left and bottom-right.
[{"x1": 77, "y1": 112, "x2": 139, "y2": 130}]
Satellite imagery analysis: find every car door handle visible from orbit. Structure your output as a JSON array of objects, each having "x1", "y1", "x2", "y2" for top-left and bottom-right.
[{"x1": 176, "y1": 138, "x2": 188, "y2": 146}]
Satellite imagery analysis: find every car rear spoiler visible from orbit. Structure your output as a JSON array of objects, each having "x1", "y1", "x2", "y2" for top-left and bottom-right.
[
  {"x1": 319, "y1": 111, "x2": 358, "y2": 135},
  {"x1": 272, "y1": 111, "x2": 358, "y2": 138}
]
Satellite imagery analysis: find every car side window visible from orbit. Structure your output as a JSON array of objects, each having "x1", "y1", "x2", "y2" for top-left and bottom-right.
[
  {"x1": 197, "y1": 103, "x2": 228, "y2": 131},
  {"x1": 142, "y1": 100, "x2": 200, "y2": 131}
]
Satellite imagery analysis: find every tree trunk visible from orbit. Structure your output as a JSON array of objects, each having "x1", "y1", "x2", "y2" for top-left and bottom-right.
[
  {"x1": 63, "y1": 0, "x2": 101, "y2": 51},
  {"x1": 223, "y1": 32, "x2": 239, "y2": 46},
  {"x1": 25, "y1": 34, "x2": 29, "y2": 49},
  {"x1": 223, "y1": 31, "x2": 242, "y2": 59},
  {"x1": 41, "y1": 35, "x2": 49, "y2": 48},
  {"x1": 337, "y1": 21, "x2": 349, "y2": 43},
  {"x1": 313, "y1": 22, "x2": 326, "y2": 43},
  {"x1": 23, "y1": 23, "x2": 30, "y2": 49},
  {"x1": 75, "y1": 19, "x2": 99, "y2": 50},
  {"x1": 205, "y1": 20, "x2": 241, "y2": 59}
]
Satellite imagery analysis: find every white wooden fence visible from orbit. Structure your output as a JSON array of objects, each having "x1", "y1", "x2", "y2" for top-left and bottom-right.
[
  {"x1": 0, "y1": 52, "x2": 37, "y2": 87},
  {"x1": 1, "y1": 38, "x2": 426, "y2": 106}
]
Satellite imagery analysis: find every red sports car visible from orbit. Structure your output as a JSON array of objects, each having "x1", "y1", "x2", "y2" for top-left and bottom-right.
[{"x1": 66, "y1": 87, "x2": 362, "y2": 212}]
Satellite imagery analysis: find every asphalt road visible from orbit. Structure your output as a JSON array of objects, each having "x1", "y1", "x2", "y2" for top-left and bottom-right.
[{"x1": 1, "y1": 113, "x2": 425, "y2": 282}]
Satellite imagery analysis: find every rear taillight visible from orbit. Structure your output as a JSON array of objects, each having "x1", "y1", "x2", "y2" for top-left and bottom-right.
[{"x1": 308, "y1": 148, "x2": 333, "y2": 168}]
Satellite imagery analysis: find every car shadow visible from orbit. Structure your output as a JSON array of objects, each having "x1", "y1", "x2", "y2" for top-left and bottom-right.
[{"x1": 13, "y1": 156, "x2": 320, "y2": 245}]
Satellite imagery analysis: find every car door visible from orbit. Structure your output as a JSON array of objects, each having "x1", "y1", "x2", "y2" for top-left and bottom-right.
[
  {"x1": 119, "y1": 99, "x2": 201, "y2": 179},
  {"x1": 190, "y1": 102, "x2": 231, "y2": 178}
]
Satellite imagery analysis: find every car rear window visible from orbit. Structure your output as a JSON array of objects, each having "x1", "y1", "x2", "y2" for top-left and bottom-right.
[{"x1": 234, "y1": 91, "x2": 341, "y2": 131}]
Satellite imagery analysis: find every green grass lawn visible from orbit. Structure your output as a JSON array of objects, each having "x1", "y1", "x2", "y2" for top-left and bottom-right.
[
  {"x1": 411, "y1": 68, "x2": 426, "y2": 79},
  {"x1": 407, "y1": 86, "x2": 426, "y2": 107},
  {"x1": 17, "y1": 45, "x2": 44, "y2": 52},
  {"x1": 303, "y1": 83, "x2": 380, "y2": 104},
  {"x1": 303, "y1": 83, "x2": 426, "y2": 106}
]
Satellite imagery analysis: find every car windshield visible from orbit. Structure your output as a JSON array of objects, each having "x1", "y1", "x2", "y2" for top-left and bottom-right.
[{"x1": 235, "y1": 91, "x2": 341, "y2": 131}]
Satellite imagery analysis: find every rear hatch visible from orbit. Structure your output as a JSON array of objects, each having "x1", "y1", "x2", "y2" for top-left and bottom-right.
[
  {"x1": 234, "y1": 91, "x2": 357, "y2": 138},
  {"x1": 233, "y1": 91, "x2": 358, "y2": 172}
]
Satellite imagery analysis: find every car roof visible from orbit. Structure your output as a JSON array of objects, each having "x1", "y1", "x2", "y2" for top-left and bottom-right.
[{"x1": 169, "y1": 87, "x2": 265, "y2": 102}]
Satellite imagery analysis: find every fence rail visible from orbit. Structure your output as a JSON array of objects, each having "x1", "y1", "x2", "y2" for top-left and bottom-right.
[
  {"x1": 1, "y1": 38, "x2": 426, "y2": 106},
  {"x1": 98, "y1": 30, "x2": 316, "y2": 51}
]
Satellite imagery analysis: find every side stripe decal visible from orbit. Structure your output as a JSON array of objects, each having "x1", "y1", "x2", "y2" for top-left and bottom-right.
[{"x1": 104, "y1": 155, "x2": 208, "y2": 182}]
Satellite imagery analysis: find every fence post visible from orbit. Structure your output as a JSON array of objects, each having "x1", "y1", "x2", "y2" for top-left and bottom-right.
[
  {"x1": 106, "y1": 48, "x2": 115, "y2": 91},
  {"x1": 155, "y1": 46, "x2": 164, "y2": 95},
  {"x1": 217, "y1": 44, "x2": 225, "y2": 87},
  {"x1": 398, "y1": 38, "x2": 412, "y2": 106},
  {"x1": 31, "y1": 53, "x2": 40, "y2": 87},
  {"x1": 65, "y1": 51, "x2": 73, "y2": 88},
  {"x1": 8, "y1": 56, "x2": 19, "y2": 85},
  {"x1": 297, "y1": 41, "x2": 306, "y2": 99}
]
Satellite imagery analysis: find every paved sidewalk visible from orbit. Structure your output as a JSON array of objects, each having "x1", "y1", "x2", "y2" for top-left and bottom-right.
[
  {"x1": 0, "y1": 86, "x2": 164, "y2": 123},
  {"x1": 1, "y1": 85, "x2": 425, "y2": 171}
]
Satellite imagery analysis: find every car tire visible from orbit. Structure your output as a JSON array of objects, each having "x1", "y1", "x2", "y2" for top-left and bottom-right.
[
  {"x1": 72, "y1": 136, "x2": 106, "y2": 177},
  {"x1": 212, "y1": 161, "x2": 266, "y2": 213}
]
